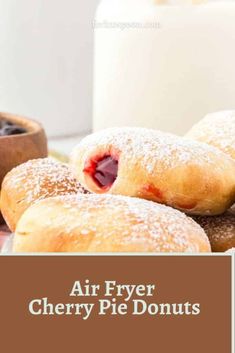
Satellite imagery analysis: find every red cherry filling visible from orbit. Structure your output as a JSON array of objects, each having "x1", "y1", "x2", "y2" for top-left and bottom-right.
[{"x1": 84, "y1": 155, "x2": 118, "y2": 189}]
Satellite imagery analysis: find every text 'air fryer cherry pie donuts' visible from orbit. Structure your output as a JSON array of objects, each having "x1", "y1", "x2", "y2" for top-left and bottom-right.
[
  {"x1": 185, "y1": 111, "x2": 235, "y2": 160},
  {"x1": 70, "y1": 127, "x2": 235, "y2": 216},
  {"x1": 13, "y1": 194, "x2": 211, "y2": 253},
  {"x1": 0, "y1": 158, "x2": 88, "y2": 232},
  {"x1": 194, "y1": 212, "x2": 235, "y2": 253}
]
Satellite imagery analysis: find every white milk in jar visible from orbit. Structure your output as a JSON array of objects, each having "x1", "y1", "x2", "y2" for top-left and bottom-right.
[{"x1": 93, "y1": 0, "x2": 235, "y2": 134}]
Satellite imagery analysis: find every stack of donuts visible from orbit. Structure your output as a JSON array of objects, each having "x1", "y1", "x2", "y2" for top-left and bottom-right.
[{"x1": 1, "y1": 110, "x2": 235, "y2": 253}]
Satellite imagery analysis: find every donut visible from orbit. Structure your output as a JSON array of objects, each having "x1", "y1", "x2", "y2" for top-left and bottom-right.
[
  {"x1": 70, "y1": 127, "x2": 235, "y2": 216},
  {"x1": 229, "y1": 204, "x2": 235, "y2": 215},
  {"x1": 0, "y1": 158, "x2": 88, "y2": 232},
  {"x1": 185, "y1": 111, "x2": 235, "y2": 160},
  {"x1": 13, "y1": 194, "x2": 211, "y2": 253},
  {"x1": 185, "y1": 111, "x2": 235, "y2": 215},
  {"x1": 194, "y1": 213, "x2": 235, "y2": 252}
]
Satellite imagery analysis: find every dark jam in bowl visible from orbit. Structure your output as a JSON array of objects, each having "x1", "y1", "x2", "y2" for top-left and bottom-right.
[{"x1": 0, "y1": 119, "x2": 27, "y2": 137}]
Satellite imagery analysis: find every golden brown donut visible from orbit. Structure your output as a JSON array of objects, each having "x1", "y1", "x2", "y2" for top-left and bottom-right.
[
  {"x1": 229, "y1": 204, "x2": 235, "y2": 215},
  {"x1": 0, "y1": 158, "x2": 88, "y2": 232},
  {"x1": 186, "y1": 111, "x2": 235, "y2": 216},
  {"x1": 185, "y1": 111, "x2": 235, "y2": 160},
  {"x1": 194, "y1": 212, "x2": 235, "y2": 253},
  {"x1": 70, "y1": 127, "x2": 235, "y2": 216},
  {"x1": 13, "y1": 194, "x2": 211, "y2": 253}
]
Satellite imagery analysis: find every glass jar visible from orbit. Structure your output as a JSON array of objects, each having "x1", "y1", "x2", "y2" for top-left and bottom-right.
[{"x1": 93, "y1": 0, "x2": 235, "y2": 135}]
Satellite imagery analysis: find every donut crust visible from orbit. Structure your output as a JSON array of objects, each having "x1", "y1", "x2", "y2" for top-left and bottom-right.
[
  {"x1": 194, "y1": 212, "x2": 235, "y2": 252},
  {"x1": 70, "y1": 128, "x2": 235, "y2": 216},
  {"x1": 185, "y1": 111, "x2": 235, "y2": 160},
  {"x1": 0, "y1": 158, "x2": 87, "y2": 231},
  {"x1": 13, "y1": 194, "x2": 211, "y2": 253}
]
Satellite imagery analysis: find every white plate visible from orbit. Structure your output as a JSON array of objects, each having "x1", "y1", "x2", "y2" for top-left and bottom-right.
[{"x1": 1, "y1": 234, "x2": 14, "y2": 254}]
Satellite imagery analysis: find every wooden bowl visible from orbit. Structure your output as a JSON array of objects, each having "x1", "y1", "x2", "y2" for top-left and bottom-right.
[{"x1": 0, "y1": 112, "x2": 48, "y2": 222}]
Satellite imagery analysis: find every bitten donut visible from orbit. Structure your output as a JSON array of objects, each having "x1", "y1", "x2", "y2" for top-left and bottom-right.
[
  {"x1": 0, "y1": 158, "x2": 88, "y2": 232},
  {"x1": 194, "y1": 213, "x2": 235, "y2": 253},
  {"x1": 70, "y1": 128, "x2": 235, "y2": 216},
  {"x1": 185, "y1": 111, "x2": 235, "y2": 160},
  {"x1": 13, "y1": 194, "x2": 211, "y2": 253}
]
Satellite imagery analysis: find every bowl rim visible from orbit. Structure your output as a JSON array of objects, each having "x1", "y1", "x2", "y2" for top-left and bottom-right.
[{"x1": 0, "y1": 111, "x2": 45, "y2": 140}]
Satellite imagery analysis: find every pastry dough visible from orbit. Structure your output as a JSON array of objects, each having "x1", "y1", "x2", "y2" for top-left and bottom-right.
[
  {"x1": 0, "y1": 158, "x2": 88, "y2": 231},
  {"x1": 194, "y1": 212, "x2": 235, "y2": 252},
  {"x1": 185, "y1": 111, "x2": 235, "y2": 160},
  {"x1": 13, "y1": 194, "x2": 211, "y2": 253},
  {"x1": 70, "y1": 128, "x2": 235, "y2": 216}
]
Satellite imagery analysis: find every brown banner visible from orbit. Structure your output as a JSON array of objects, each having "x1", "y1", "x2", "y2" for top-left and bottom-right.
[{"x1": 0, "y1": 255, "x2": 232, "y2": 352}]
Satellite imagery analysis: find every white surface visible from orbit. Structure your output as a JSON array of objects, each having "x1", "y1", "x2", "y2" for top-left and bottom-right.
[
  {"x1": 1, "y1": 234, "x2": 14, "y2": 254},
  {"x1": 93, "y1": 0, "x2": 235, "y2": 135},
  {"x1": 49, "y1": 134, "x2": 87, "y2": 155},
  {"x1": 0, "y1": 0, "x2": 99, "y2": 137}
]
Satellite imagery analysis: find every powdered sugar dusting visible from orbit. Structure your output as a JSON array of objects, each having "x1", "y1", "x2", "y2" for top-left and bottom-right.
[
  {"x1": 186, "y1": 111, "x2": 235, "y2": 159},
  {"x1": 4, "y1": 158, "x2": 88, "y2": 204},
  {"x1": 73, "y1": 127, "x2": 229, "y2": 176},
  {"x1": 37, "y1": 194, "x2": 209, "y2": 253}
]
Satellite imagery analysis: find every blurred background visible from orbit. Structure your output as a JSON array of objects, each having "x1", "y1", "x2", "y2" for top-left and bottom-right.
[
  {"x1": 0, "y1": 0, "x2": 99, "y2": 141},
  {"x1": 0, "y1": 0, "x2": 234, "y2": 155}
]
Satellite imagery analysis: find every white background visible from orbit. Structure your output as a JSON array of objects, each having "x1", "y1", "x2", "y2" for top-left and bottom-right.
[
  {"x1": 0, "y1": 0, "x2": 228, "y2": 138},
  {"x1": 0, "y1": 0, "x2": 100, "y2": 137}
]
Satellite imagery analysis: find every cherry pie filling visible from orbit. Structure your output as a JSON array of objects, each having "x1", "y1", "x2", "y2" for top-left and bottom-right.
[{"x1": 83, "y1": 155, "x2": 119, "y2": 190}]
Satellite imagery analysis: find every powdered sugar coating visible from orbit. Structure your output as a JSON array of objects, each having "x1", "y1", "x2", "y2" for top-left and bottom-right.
[
  {"x1": 71, "y1": 127, "x2": 235, "y2": 216},
  {"x1": 72, "y1": 127, "x2": 229, "y2": 176},
  {"x1": 4, "y1": 158, "x2": 87, "y2": 204},
  {"x1": 16, "y1": 194, "x2": 210, "y2": 253},
  {"x1": 186, "y1": 111, "x2": 235, "y2": 159}
]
